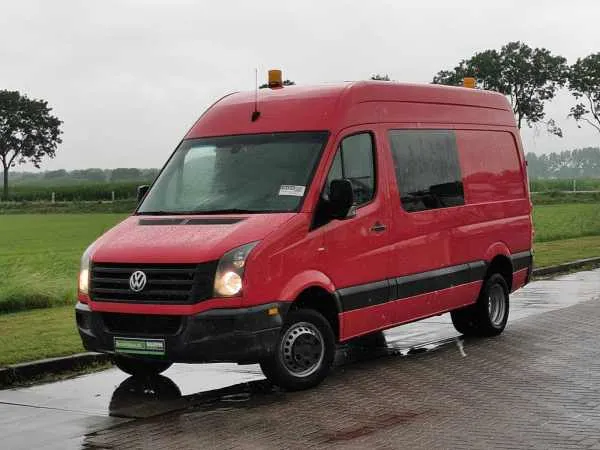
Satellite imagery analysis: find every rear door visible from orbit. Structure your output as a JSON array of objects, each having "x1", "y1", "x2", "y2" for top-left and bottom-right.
[{"x1": 313, "y1": 129, "x2": 393, "y2": 339}]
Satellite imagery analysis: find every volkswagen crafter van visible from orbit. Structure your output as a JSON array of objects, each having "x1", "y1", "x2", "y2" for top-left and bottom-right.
[{"x1": 76, "y1": 76, "x2": 533, "y2": 390}]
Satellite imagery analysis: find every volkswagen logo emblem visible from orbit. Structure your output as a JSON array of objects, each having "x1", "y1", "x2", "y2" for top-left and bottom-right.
[{"x1": 129, "y1": 270, "x2": 147, "y2": 292}]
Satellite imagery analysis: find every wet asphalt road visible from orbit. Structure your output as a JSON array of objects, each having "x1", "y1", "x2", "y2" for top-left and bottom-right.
[{"x1": 1, "y1": 269, "x2": 599, "y2": 449}]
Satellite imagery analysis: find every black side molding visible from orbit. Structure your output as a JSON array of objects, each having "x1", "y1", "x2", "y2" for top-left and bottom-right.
[
  {"x1": 338, "y1": 260, "x2": 488, "y2": 312},
  {"x1": 337, "y1": 280, "x2": 392, "y2": 312},
  {"x1": 511, "y1": 251, "x2": 533, "y2": 271}
]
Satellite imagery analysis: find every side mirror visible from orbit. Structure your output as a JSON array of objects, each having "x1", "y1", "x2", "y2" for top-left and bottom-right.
[
  {"x1": 329, "y1": 179, "x2": 354, "y2": 219},
  {"x1": 137, "y1": 185, "x2": 150, "y2": 203}
]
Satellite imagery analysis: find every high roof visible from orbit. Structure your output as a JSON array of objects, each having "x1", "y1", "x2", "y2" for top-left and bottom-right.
[{"x1": 186, "y1": 81, "x2": 514, "y2": 138}]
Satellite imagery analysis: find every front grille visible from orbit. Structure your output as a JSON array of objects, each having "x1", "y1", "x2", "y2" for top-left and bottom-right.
[
  {"x1": 102, "y1": 312, "x2": 182, "y2": 335},
  {"x1": 90, "y1": 261, "x2": 218, "y2": 304}
]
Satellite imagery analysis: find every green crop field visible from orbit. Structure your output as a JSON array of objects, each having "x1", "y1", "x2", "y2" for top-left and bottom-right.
[{"x1": 0, "y1": 214, "x2": 126, "y2": 313}]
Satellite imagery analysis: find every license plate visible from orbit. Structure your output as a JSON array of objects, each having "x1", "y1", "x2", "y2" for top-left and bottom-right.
[{"x1": 114, "y1": 337, "x2": 166, "y2": 356}]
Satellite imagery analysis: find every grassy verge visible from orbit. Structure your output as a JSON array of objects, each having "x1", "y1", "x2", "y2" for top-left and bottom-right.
[
  {"x1": 534, "y1": 235, "x2": 600, "y2": 268},
  {"x1": 0, "y1": 214, "x2": 126, "y2": 313},
  {"x1": 0, "y1": 306, "x2": 84, "y2": 366}
]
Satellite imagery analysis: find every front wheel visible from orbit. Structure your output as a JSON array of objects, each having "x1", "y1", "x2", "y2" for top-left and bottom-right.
[
  {"x1": 451, "y1": 273, "x2": 510, "y2": 337},
  {"x1": 113, "y1": 355, "x2": 172, "y2": 377},
  {"x1": 260, "y1": 309, "x2": 335, "y2": 391}
]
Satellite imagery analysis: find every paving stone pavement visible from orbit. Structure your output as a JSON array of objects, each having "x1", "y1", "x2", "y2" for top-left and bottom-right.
[{"x1": 82, "y1": 296, "x2": 600, "y2": 450}]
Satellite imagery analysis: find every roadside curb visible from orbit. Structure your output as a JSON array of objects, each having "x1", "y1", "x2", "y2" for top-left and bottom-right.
[
  {"x1": 532, "y1": 257, "x2": 600, "y2": 277},
  {"x1": 0, "y1": 352, "x2": 111, "y2": 388}
]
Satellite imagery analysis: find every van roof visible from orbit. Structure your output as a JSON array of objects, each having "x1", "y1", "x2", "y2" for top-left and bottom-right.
[{"x1": 186, "y1": 81, "x2": 514, "y2": 138}]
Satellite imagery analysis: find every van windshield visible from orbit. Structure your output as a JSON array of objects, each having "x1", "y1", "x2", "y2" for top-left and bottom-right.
[{"x1": 138, "y1": 132, "x2": 328, "y2": 215}]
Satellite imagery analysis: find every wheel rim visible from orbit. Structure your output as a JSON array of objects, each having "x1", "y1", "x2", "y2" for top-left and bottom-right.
[
  {"x1": 487, "y1": 284, "x2": 506, "y2": 327},
  {"x1": 280, "y1": 321, "x2": 325, "y2": 378}
]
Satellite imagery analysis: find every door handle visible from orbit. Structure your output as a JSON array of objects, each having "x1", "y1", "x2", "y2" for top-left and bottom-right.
[{"x1": 370, "y1": 222, "x2": 387, "y2": 233}]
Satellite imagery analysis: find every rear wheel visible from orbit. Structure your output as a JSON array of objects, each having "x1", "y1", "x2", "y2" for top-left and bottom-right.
[
  {"x1": 260, "y1": 309, "x2": 335, "y2": 391},
  {"x1": 451, "y1": 273, "x2": 510, "y2": 337},
  {"x1": 113, "y1": 355, "x2": 172, "y2": 377}
]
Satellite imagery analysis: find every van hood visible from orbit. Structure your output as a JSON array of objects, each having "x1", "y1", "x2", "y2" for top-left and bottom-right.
[{"x1": 91, "y1": 213, "x2": 296, "y2": 264}]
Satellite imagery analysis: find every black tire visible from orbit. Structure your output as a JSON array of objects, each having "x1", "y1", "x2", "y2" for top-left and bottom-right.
[
  {"x1": 113, "y1": 355, "x2": 172, "y2": 377},
  {"x1": 451, "y1": 273, "x2": 510, "y2": 337},
  {"x1": 260, "y1": 309, "x2": 335, "y2": 391}
]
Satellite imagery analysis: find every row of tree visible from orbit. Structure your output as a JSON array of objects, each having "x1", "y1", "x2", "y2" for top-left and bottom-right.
[
  {"x1": 526, "y1": 147, "x2": 600, "y2": 179},
  {"x1": 373, "y1": 42, "x2": 600, "y2": 138},
  {"x1": 4, "y1": 168, "x2": 160, "y2": 186}
]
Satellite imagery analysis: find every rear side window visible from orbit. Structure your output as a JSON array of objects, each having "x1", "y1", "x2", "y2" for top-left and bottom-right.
[
  {"x1": 389, "y1": 130, "x2": 464, "y2": 213},
  {"x1": 325, "y1": 133, "x2": 375, "y2": 206},
  {"x1": 456, "y1": 130, "x2": 525, "y2": 203}
]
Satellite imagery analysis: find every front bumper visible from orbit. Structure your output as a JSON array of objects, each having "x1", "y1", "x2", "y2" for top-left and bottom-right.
[{"x1": 76, "y1": 301, "x2": 289, "y2": 364}]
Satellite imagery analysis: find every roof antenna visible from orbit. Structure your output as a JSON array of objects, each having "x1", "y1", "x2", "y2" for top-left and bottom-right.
[{"x1": 251, "y1": 68, "x2": 261, "y2": 122}]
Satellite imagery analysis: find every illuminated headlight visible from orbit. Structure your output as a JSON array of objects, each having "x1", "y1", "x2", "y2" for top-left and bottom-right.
[
  {"x1": 78, "y1": 244, "x2": 93, "y2": 295},
  {"x1": 214, "y1": 242, "x2": 259, "y2": 297}
]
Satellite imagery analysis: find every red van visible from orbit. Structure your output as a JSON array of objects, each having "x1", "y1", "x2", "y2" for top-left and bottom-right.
[{"x1": 76, "y1": 77, "x2": 533, "y2": 390}]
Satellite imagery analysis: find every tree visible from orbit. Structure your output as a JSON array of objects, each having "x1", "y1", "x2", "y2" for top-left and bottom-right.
[
  {"x1": 110, "y1": 168, "x2": 142, "y2": 182},
  {"x1": 259, "y1": 79, "x2": 296, "y2": 89},
  {"x1": 0, "y1": 90, "x2": 62, "y2": 199},
  {"x1": 71, "y1": 168, "x2": 107, "y2": 183},
  {"x1": 44, "y1": 169, "x2": 68, "y2": 180},
  {"x1": 568, "y1": 53, "x2": 600, "y2": 133},
  {"x1": 433, "y1": 42, "x2": 568, "y2": 135},
  {"x1": 370, "y1": 74, "x2": 391, "y2": 81},
  {"x1": 525, "y1": 147, "x2": 600, "y2": 178}
]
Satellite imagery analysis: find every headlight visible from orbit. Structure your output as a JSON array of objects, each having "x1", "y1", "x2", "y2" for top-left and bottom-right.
[
  {"x1": 214, "y1": 241, "x2": 259, "y2": 297},
  {"x1": 78, "y1": 244, "x2": 94, "y2": 295}
]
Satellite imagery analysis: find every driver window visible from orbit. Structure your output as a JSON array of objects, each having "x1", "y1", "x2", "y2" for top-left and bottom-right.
[{"x1": 325, "y1": 133, "x2": 376, "y2": 206}]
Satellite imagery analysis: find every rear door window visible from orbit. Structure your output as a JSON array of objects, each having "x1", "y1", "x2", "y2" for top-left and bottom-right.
[{"x1": 388, "y1": 130, "x2": 464, "y2": 212}]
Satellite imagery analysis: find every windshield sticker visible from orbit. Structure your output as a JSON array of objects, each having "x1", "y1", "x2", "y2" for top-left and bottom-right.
[{"x1": 279, "y1": 185, "x2": 306, "y2": 197}]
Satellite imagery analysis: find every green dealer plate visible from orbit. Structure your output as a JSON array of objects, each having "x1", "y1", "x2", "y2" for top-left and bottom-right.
[{"x1": 114, "y1": 337, "x2": 166, "y2": 356}]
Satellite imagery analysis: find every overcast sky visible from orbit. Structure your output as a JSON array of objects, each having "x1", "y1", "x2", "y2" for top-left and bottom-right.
[{"x1": 1, "y1": 0, "x2": 599, "y2": 171}]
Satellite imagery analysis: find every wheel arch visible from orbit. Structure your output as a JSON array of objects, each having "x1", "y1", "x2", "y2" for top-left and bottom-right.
[
  {"x1": 291, "y1": 286, "x2": 342, "y2": 341},
  {"x1": 486, "y1": 254, "x2": 513, "y2": 292}
]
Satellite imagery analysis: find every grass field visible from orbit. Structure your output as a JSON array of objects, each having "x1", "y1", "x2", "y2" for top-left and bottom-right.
[
  {"x1": 2, "y1": 204, "x2": 600, "y2": 367},
  {"x1": 534, "y1": 235, "x2": 600, "y2": 268},
  {"x1": 532, "y1": 203, "x2": 600, "y2": 242},
  {"x1": 0, "y1": 214, "x2": 125, "y2": 313},
  {"x1": 0, "y1": 306, "x2": 83, "y2": 366}
]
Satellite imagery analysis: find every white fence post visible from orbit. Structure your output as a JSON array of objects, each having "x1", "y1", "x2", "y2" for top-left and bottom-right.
[
  {"x1": 51, "y1": 192, "x2": 55, "y2": 203},
  {"x1": 111, "y1": 191, "x2": 115, "y2": 202}
]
